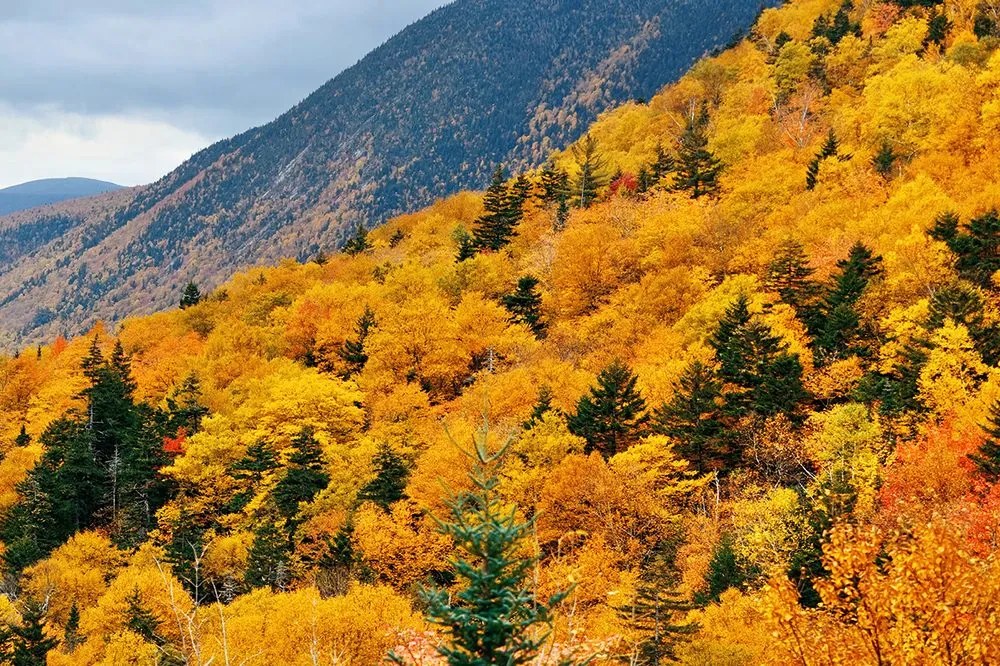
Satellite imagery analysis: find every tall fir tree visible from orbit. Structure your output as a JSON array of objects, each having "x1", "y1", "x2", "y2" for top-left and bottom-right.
[
  {"x1": 244, "y1": 520, "x2": 291, "y2": 591},
  {"x1": 653, "y1": 361, "x2": 733, "y2": 473},
  {"x1": 522, "y1": 385, "x2": 556, "y2": 430},
  {"x1": 63, "y1": 603, "x2": 82, "y2": 653},
  {"x1": 765, "y1": 239, "x2": 822, "y2": 324},
  {"x1": 1, "y1": 600, "x2": 58, "y2": 666},
  {"x1": 650, "y1": 141, "x2": 675, "y2": 185},
  {"x1": 812, "y1": 241, "x2": 883, "y2": 362},
  {"x1": 400, "y1": 423, "x2": 568, "y2": 666},
  {"x1": 805, "y1": 129, "x2": 839, "y2": 190},
  {"x1": 179, "y1": 281, "x2": 202, "y2": 309},
  {"x1": 501, "y1": 275, "x2": 546, "y2": 338},
  {"x1": 673, "y1": 107, "x2": 722, "y2": 198},
  {"x1": 931, "y1": 209, "x2": 1000, "y2": 288},
  {"x1": 342, "y1": 222, "x2": 372, "y2": 255},
  {"x1": 567, "y1": 360, "x2": 648, "y2": 458},
  {"x1": 872, "y1": 141, "x2": 897, "y2": 178},
  {"x1": 571, "y1": 134, "x2": 609, "y2": 208},
  {"x1": 273, "y1": 428, "x2": 331, "y2": 521},
  {"x1": 357, "y1": 443, "x2": 410, "y2": 510},
  {"x1": 472, "y1": 165, "x2": 519, "y2": 252},
  {"x1": 338, "y1": 306, "x2": 376, "y2": 377}
]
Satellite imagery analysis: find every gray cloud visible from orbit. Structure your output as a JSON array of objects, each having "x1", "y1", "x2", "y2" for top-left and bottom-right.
[{"x1": 0, "y1": 0, "x2": 449, "y2": 187}]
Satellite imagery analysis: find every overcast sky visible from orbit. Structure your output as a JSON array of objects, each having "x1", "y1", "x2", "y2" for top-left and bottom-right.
[{"x1": 0, "y1": 0, "x2": 449, "y2": 189}]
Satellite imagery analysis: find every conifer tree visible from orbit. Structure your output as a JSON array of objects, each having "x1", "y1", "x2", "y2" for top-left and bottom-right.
[
  {"x1": 389, "y1": 228, "x2": 406, "y2": 248},
  {"x1": 273, "y1": 429, "x2": 330, "y2": 521},
  {"x1": 554, "y1": 197, "x2": 570, "y2": 231},
  {"x1": 812, "y1": 242, "x2": 883, "y2": 361},
  {"x1": 673, "y1": 107, "x2": 722, "y2": 198},
  {"x1": 571, "y1": 134, "x2": 609, "y2": 208},
  {"x1": 357, "y1": 442, "x2": 410, "y2": 510},
  {"x1": 872, "y1": 141, "x2": 896, "y2": 178},
  {"x1": 522, "y1": 385, "x2": 556, "y2": 429},
  {"x1": 539, "y1": 161, "x2": 570, "y2": 205},
  {"x1": 806, "y1": 129, "x2": 839, "y2": 190},
  {"x1": 618, "y1": 546, "x2": 697, "y2": 665},
  {"x1": 3, "y1": 600, "x2": 58, "y2": 666},
  {"x1": 14, "y1": 425, "x2": 30, "y2": 448},
  {"x1": 405, "y1": 423, "x2": 568, "y2": 666},
  {"x1": 455, "y1": 229, "x2": 477, "y2": 262},
  {"x1": 653, "y1": 361, "x2": 733, "y2": 473},
  {"x1": 973, "y1": 399, "x2": 1000, "y2": 481},
  {"x1": 501, "y1": 275, "x2": 546, "y2": 338},
  {"x1": 338, "y1": 306, "x2": 376, "y2": 378},
  {"x1": 765, "y1": 239, "x2": 821, "y2": 322},
  {"x1": 244, "y1": 520, "x2": 291, "y2": 591},
  {"x1": 342, "y1": 222, "x2": 372, "y2": 255},
  {"x1": 162, "y1": 511, "x2": 208, "y2": 600},
  {"x1": 163, "y1": 372, "x2": 210, "y2": 436},
  {"x1": 568, "y1": 360, "x2": 648, "y2": 458},
  {"x1": 932, "y1": 209, "x2": 1000, "y2": 288},
  {"x1": 710, "y1": 295, "x2": 808, "y2": 418},
  {"x1": 651, "y1": 142, "x2": 675, "y2": 184},
  {"x1": 63, "y1": 603, "x2": 81, "y2": 652},
  {"x1": 179, "y1": 281, "x2": 202, "y2": 309},
  {"x1": 472, "y1": 165, "x2": 518, "y2": 252},
  {"x1": 928, "y1": 280, "x2": 1000, "y2": 365},
  {"x1": 125, "y1": 589, "x2": 162, "y2": 644}
]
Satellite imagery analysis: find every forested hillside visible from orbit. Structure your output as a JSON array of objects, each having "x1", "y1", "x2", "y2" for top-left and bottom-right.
[
  {"x1": 0, "y1": 179, "x2": 123, "y2": 217},
  {"x1": 4, "y1": 0, "x2": 1000, "y2": 663},
  {"x1": 0, "y1": 0, "x2": 770, "y2": 348}
]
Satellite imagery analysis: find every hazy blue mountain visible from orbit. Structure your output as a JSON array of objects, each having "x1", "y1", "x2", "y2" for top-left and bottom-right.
[{"x1": 0, "y1": 178, "x2": 123, "y2": 216}]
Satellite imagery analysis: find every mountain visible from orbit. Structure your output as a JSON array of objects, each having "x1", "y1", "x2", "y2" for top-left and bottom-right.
[
  {"x1": 0, "y1": 178, "x2": 123, "y2": 216},
  {"x1": 0, "y1": 0, "x2": 772, "y2": 345}
]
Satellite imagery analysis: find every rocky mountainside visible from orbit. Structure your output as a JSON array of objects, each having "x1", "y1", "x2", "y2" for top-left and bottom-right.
[{"x1": 0, "y1": 0, "x2": 771, "y2": 345}]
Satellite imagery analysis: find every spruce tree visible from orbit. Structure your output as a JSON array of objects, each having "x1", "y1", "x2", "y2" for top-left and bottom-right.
[
  {"x1": 338, "y1": 306, "x2": 376, "y2": 377},
  {"x1": 179, "y1": 282, "x2": 202, "y2": 309},
  {"x1": 405, "y1": 423, "x2": 568, "y2": 666},
  {"x1": 812, "y1": 242, "x2": 883, "y2": 362},
  {"x1": 872, "y1": 141, "x2": 896, "y2": 178},
  {"x1": 272, "y1": 429, "x2": 330, "y2": 520},
  {"x1": 928, "y1": 280, "x2": 1000, "y2": 366},
  {"x1": 162, "y1": 511, "x2": 208, "y2": 600},
  {"x1": 63, "y1": 603, "x2": 82, "y2": 652},
  {"x1": 501, "y1": 276, "x2": 546, "y2": 338},
  {"x1": 389, "y1": 228, "x2": 406, "y2": 248},
  {"x1": 125, "y1": 589, "x2": 162, "y2": 644},
  {"x1": 673, "y1": 107, "x2": 722, "y2": 198},
  {"x1": 472, "y1": 165, "x2": 518, "y2": 252},
  {"x1": 806, "y1": 129, "x2": 839, "y2": 190},
  {"x1": 571, "y1": 134, "x2": 609, "y2": 208},
  {"x1": 651, "y1": 142, "x2": 675, "y2": 185},
  {"x1": 522, "y1": 385, "x2": 556, "y2": 430},
  {"x1": 228, "y1": 441, "x2": 279, "y2": 513},
  {"x1": 244, "y1": 520, "x2": 291, "y2": 591},
  {"x1": 973, "y1": 398, "x2": 1000, "y2": 481},
  {"x1": 455, "y1": 228, "x2": 477, "y2": 262},
  {"x1": 653, "y1": 361, "x2": 733, "y2": 473},
  {"x1": 6, "y1": 600, "x2": 58, "y2": 666},
  {"x1": 765, "y1": 239, "x2": 821, "y2": 322},
  {"x1": 163, "y1": 372, "x2": 210, "y2": 436},
  {"x1": 539, "y1": 161, "x2": 570, "y2": 205},
  {"x1": 342, "y1": 222, "x2": 372, "y2": 255},
  {"x1": 567, "y1": 360, "x2": 648, "y2": 458},
  {"x1": 357, "y1": 442, "x2": 410, "y2": 510},
  {"x1": 709, "y1": 295, "x2": 808, "y2": 418}
]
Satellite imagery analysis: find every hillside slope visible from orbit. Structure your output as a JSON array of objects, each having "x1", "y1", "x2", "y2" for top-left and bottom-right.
[
  {"x1": 0, "y1": 178, "x2": 123, "y2": 216},
  {"x1": 0, "y1": 0, "x2": 771, "y2": 346},
  {"x1": 6, "y1": 0, "x2": 1000, "y2": 663}
]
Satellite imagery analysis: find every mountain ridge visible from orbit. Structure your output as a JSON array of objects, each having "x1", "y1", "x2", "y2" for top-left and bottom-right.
[{"x1": 0, "y1": 178, "x2": 123, "y2": 216}]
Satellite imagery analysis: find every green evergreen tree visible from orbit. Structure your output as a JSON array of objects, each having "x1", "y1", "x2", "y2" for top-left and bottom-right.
[
  {"x1": 925, "y1": 10, "x2": 952, "y2": 48},
  {"x1": 338, "y1": 306, "x2": 376, "y2": 377},
  {"x1": 125, "y1": 588, "x2": 162, "y2": 644},
  {"x1": 272, "y1": 429, "x2": 330, "y2": 520},
  {"x1": 765, "y1": 239, "x2": 822, "y2": 322},
  {"x1": 342, "y1": 222, "x2": 372, "y2": 255},
  {"x1": 14, "y1": 425, "x2": 30, "y2": 448},
  {"x1": 389, "y1": 228, "x2": 406, "y2": 248},
  {"x1": 617, "y1": 546, "x2": 697, "y2": 665},
  {"x1": 673, "y1": 107, "x2": 722, "y2": 198},
  {"x1": 472, "y1": 165, "x2": 519, "y2": 252},
  {"x1": 972, "y1": 398, "x2": 1000, "y2": 481},
  {"x1": 554, "y1": 197, "x2": 570, "y2": 231},
  {"x1": 855, "y1": 337, "x2": 930, "y2": 415},
  {"x1": 163, "y1": 372, "x2": 210, "y2": 436},
  {"x1": 162, "y1": 510, "x2": 208, "y2": 601},
  {"x1": 63, "y1": 603, "x2": 82, "y2": 652},
  {"x1": 179, "y1": 281, "x2": 202, "y2": 309},
  {"x1": 933, "y1": 209, "x2": 1000, "y2": 288},
  {"x1": 709, "y1": 295, "x2": 808, "y2": 418},
  {"x1": 402, "y1": 423, "x2": 568, "y2": 666},
  {"x1": 244, "y1": 520, "x2": 291, "y2": 591},
  {"x1": 357, "y1": 443, "x2": 410, "y2": 510},
  {"x1": 653, "y1": 361, "x2": 733, "y2": 473},
  {"x1": 539, "y1": 161, "x2": 570, "y2": 205},
  {"x1": 501, "y1": 276, "x2": 546, "y2": 338},
  {"x1": 805, "y1": 129, "x2": 839, "y2": 190},
  {"x1": 522, "y1": 385, "x2": 556, "y2": 430},
  {"x1": 227, "y1": 441, "x2": 279, "y2": 514},
  {"x1": 567, "y1": 360, "x2": 648, "y2": 458},
  {"x1": 872, "y1": 141, "x2": 897, "y2": 178},
  {"x1": 812, "y1": 242, "x2": 883, "y2": 362},
  {"x1": 650, "y1": 142, "x2": 675, "y2": 185},
  {"x1": 928, "y1": 280, "x2": 1000, "y2": 366},
  {"x1": 571, "y1": 134, "x2": 609, "y2": 208},
  {"x1": 5, "y1": 600, "x2": 58, "y2": 666},
  {"x1": 698, "y1": 535, "x2": 752, "y2": 604}
]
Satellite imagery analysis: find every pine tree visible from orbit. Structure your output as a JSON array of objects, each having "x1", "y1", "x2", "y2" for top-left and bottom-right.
[
  {"x1": 63, "y1": 603, "x2": 81, "y2": 652},
  {"x1": 618, "y1": 547, "x2": 697, "y2": 665},
  {"x1": 568, "y1": 360, "x2": 648, "y2": 458},
  {"x1": 571, "y1": 134, "x2": 609, "y2": 208},
  {"x1": 928, "y1": 280, "x2": 1000, "y2": 366},
  {"x1": 651, "y1": 142, "x2": 675, "y2": 184},
  {"x1": 455, "y1": 227, "x2": 477, "y2": 262},
  {"x1": 806, "y1": 130, "x2": 839, "y2": 190},
  {"x1": 501, "y1": 276, "x2": 546, "y2": 338},
  {"x1": 163, "y1": 372, "x2": 210, "y2": 436},
  {"x1": 554, "y1": 197, "x2": 570, "y2": 231},
  {"x1": 673, "y1": 107, "x2": 722, "y2": 198},
  {"x1": 653, "y1": 361, "x2": 733, "y2": 473},
  {"x1": 228, "y1": 441, "x2": 279, "y2": 513},
  {"x1": 765, "y1": 239, "x2": 821, "y2": 322},
  {"x1": 522, "y1": 385, "x2": 556, "y2": 430},
  {"x1": 539, "y1": 161, "x2": 570, "y2": 205},
  {"x1": 273, "y1": 429, "x2": 330, "y2": 520},
  {"x1": 925, "y1": 10, "x2": 952, "y2": 48},
  {"x1": 698, "y1": 535, "x2": 751, "y2": 604},
  {"x1": 812, "y1": 242, "x2": 883, "y2": 362},
  {"x1": 338, "y1": 306, "x2": 376, "y2": 377},
  {"x1": 357, "y1": 443, "x2": 410, "y2": 510},
  {"x1": 872, "y1": 141, "x2": 896, "y2": 178},
  {"x1": 6, "y1": 600, "x2": 58, "y2": 666},
  {"x1": 403, "y1": 423, "x2": 568, "y2": 666},
  {"x1": 162, "y1": 510, "x2": 208, "y2": 600},
  {"x1": 244, "y1": 520, "x2": 291, "y2": 591},
  {"x1": 179, "y1": 281, "x2": 202, "y2": 309},
  {"x1": 342, "y1": 222, "x2": 372, "y2": 255},
  {"x1": 709, "y1": 295, "x2": 808, "y2": 418},
  {"x1": 125, "y1": 588, "x2": 162, "y2": 644},
  {"x1": 472, "y1": 165, "x2": 518, "y2": 252},
  {"x1": 973, "y1": 399, "x2": 1000, "y2": 481}
]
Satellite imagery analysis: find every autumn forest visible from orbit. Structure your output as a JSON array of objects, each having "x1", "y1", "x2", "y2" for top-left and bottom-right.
[{"x1": 4, "y1": 0, "x2": 1000, "y2": 663}]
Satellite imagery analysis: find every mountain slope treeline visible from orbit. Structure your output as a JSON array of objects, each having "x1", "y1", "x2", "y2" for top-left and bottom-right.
[{"x1": 0, "y1": 0, "x2": 771, "y2": 347}]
